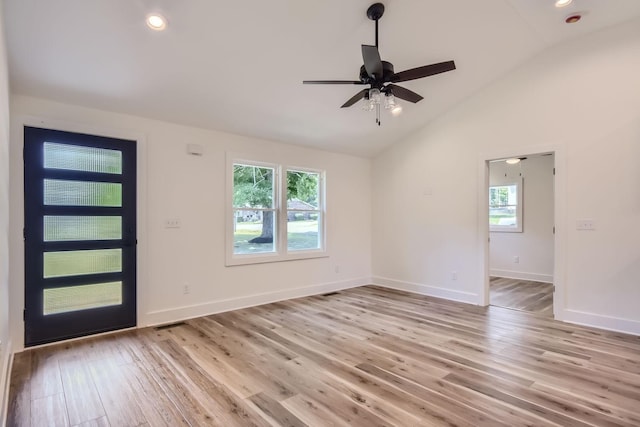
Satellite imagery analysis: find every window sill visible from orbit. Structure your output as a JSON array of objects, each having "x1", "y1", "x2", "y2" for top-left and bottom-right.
[
  {"x1": 490, "y1": 227, "x2": 523, "y2": 233},
  {"x1": 225, "y1": 250, "x2": 329, "y2": 267}
]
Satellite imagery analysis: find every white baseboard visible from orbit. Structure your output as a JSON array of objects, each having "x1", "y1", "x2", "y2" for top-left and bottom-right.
[
  {"x1": 1, "y1": 338, "x2": 13, "y2": 427},
  {"x1": 490, "y1": 269, "x2": 553, "y2": 283},
  {"x1": 143, "y1": 277, "x2": 371, "y2": 327},
  {"x1": 560, "y1": 309, "x2": 640, "y2": 337},
  {"x1": 371, "y1": 276, "x2": 479, "y2": 305}
]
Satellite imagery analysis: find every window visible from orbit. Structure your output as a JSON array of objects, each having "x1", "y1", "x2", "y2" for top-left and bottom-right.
[
  {"x1": 232, "y1": 163, "x2": 276, "y2": 254},
  {"x1": 287, "y1": 170, "x2": 321, "y2": 251},
  {"x1": 489, "y1": 179, "x2": 522, "y2": 232},
  {"x1": 228, "y1": 157, "x2": 325, "y2": 265}
]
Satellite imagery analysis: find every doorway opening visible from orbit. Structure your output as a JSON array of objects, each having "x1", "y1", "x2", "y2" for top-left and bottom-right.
[{"x1": 486, "y1": 153, "x2": 555, "y2": 317}]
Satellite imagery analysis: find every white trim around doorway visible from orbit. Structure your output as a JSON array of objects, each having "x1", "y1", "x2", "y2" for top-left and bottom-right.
[{"x1": 477, "y1": 144, "x2": 567, "y2": 321}]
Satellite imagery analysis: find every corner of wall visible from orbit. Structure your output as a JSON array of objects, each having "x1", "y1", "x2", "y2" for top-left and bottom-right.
[
  {"x1": 0, "y1": 1, "x2": 13, "y2": 422},
  {"x1": 371, "y1": 276, "x2": 480, "y2": 305}
]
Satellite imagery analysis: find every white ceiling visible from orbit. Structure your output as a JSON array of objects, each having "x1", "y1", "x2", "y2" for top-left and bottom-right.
[{"x1": 4, "y1": 0, "x2": 640, "y2": 157}]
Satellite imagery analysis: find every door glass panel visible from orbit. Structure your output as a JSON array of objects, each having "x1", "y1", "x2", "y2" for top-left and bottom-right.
[
  {"x1": 44, "y1": 179, "x2": 122, "y2": 207},
  {"x1": 43, "y1": 281, "x2": 122, "y2": 315},
  {"x1": 44, "y1": 142, "x2": 122, "y2": 174},
  {"x1": 44, "y1": 216, "x2": 122, "y2": 241},
  {"x1": 43, "y1": 249, "x2": 122, "y2": 278}
]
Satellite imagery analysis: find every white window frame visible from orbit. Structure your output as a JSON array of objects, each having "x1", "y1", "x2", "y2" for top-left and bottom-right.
[
  {"x1": 489, "y1": 178, "x2": 523, "y2": 233},
  {"x1": 226, "y1": 154, "x2": 327, "y2": 266}
]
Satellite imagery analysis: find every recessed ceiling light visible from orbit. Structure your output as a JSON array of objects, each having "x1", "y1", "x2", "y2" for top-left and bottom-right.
[
  {"x1": 555, "y1": 0, "x2": 573, "y2": 7},
  {"x1": 565, "y1": 14, "x2": 582, "y2": 24},
  {"x1": 505, "y1": 158, "x2": 521, "y2": 165},
  {"x1": 146, "y1": 14, "x2": 167, "y2": 31}
]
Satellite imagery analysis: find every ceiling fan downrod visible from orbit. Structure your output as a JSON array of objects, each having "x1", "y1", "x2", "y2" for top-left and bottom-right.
[
  {"x1": 366, "y1": 3, "x2": 385, "y2": 48},
  {"x1": 368, "y1": 3, "x2": 384, "y2": 126}
]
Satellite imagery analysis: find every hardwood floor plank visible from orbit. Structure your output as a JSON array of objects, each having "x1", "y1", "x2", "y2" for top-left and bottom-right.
[
  {"x1": 281, "y1": 394, "x2": 351, "y2": 427},
  {"x1": 147, "y1": 363, "x2": 225, "y2": 427},
  {"x1": 88, "y1": 359, "x2": 147, "y2": 427},
  {"x1": 30, "y1": 348, "x2": 63, "y2": 400},
  {"x1": 355, "y1": 362, "x2": 510, "y2": 426},
  {"x1": 443, "y1": 373, "x2": 592, "y2": 427},
  {"x1": 58, "y1": 356, "x2": 106, "y2": 425},
  {"x1": 8, "y1": 285, "x2": 640, "y2": 426},
  {"x1": 120, "y1": 362, "x2": 190, "y2": 426},
  {"x1": 248, "y1": 392, "x2": 307, "y2": 427},
  {"x1": 7, "y1": 351, "x2": 32, "y2": 427},
  {"x1": 531, "y1": 381, "x2": 640, "y2": 426},
  {"x1": 285, "y1": 356, "x2": 420, "y2": 426},
  {"x1": 72, "y1": 415, "x2": 110, "y2": 427},
  {"x1": 30, "y1": 393, "x2": 69, "y2": 427},
  {"x1": 154, "y1": 338, "x2": 272, "y2": 427}
]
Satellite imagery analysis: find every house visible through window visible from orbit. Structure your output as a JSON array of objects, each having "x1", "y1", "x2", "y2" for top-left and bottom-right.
[
  {"x1": 287, "y1": 170, "x2": 321, "y2": 251},
  {"x1": 489, "y1": 181, "x2": 522, "y2": 232},
  {"x1": 228, "y1": 158, "x2": 325, "y2": 265}
]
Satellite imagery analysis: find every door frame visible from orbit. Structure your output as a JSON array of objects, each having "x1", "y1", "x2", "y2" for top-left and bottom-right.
[
  {"x1": 11, "y1": 116, "x2": 148, "y2": 351},
  {"x1": 477, "y1": 144, "x2": 567, "y2": 321}
]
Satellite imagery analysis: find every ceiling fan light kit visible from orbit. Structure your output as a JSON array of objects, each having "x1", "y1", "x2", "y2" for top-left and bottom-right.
[{"x1": 303, "y1": 2, "x2": 456, "y2": 126}]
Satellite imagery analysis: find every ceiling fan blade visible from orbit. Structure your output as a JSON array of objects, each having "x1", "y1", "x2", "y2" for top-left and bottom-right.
[
  {"x1": 341, "y1": 89, "x2": 368, "y2": 108},
  {"x1": 362, "y1": 45, "x2": 383, "y2": 79},
  {"x1": 386, "y1": 84, "x2": 423, "y2": 103},
  {"x1": 303, "y1": 80, "x2": 364, "y2": 84},
  {"x1": 391, "y1": 60, "x2": 456, "y2": 83}
]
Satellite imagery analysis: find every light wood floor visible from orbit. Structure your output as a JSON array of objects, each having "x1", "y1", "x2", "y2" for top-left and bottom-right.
[
  {"x1": 7, "y1": 285, "x2": 640, "y2": 426},
  {"x1": 490, "y1": 276, "x2": 554, "y2": 317}
]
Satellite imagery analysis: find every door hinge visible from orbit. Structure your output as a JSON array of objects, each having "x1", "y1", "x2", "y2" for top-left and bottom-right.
[
  {"x1": 23, "y1": 228, "x2": 26, "y2": 239},
  {"x1": 553, "y1": 226, "x2": 555, "y2": 234},
  {"x1": 553, "y1": 167, "x2": 556, "y2": 175},
  {"x1": 23, "y1": 309, "x2": 26, "y2": 321}
]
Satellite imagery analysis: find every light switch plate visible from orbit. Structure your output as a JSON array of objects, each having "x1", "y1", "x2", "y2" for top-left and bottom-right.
[
  {"x1": 165, "y1": 218, "x2": 181, "y2": 228},
  {"x1": 576, "y1": 219, "x2": 595, "y2": 230}
]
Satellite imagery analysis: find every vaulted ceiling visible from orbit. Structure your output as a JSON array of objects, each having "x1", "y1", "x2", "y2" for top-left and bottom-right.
[{"x1": 5, "y1": 0, "x2": 640, "y2": 157}]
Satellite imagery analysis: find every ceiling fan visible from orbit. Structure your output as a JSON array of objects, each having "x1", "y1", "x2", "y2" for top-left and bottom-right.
[{"x1": 303, "y1": 3, "x2": 456, "y2": 125}]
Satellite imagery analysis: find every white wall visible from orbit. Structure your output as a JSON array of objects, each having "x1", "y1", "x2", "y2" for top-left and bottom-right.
[
  {"x1": 489, "y1": 155, "x2": 554, "y2": 283},
  {"x1": 8, "y1": 95, "x2": 372, "y2": 351},
  {"x1": 0, "y1": 0, "x2": 10, "y2": 420},
  {"x1": 372, "y1": 18, "x2": 640, "y2": 334}
]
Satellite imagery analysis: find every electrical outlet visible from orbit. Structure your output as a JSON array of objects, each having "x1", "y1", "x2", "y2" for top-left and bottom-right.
[
  {"x1": 334, "y1": 265, "x2": 340, "y2": 273},
  {"x1": 513, "y1": 256, "x2": 519, "y2": 264},
  {"x1": 183, "y1": 284, "x2": 190, "y2": 295},
  {"x1": 451, "y1": 271, "x2": 457, "y2": 280}
]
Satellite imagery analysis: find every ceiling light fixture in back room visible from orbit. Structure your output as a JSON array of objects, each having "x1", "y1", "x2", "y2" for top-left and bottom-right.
[{"x1": 303, "y1": 3, "x2": 456, "y2": 126}]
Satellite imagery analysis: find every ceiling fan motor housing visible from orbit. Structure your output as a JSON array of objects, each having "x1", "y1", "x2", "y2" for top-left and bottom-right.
[{"x1": 359, "y1": 61, "x2": 395, "y2": 86}]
